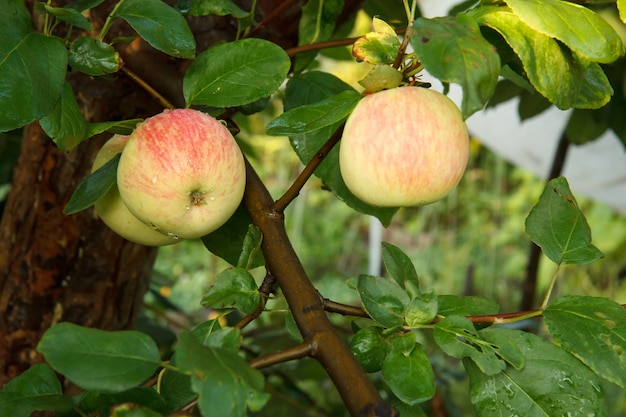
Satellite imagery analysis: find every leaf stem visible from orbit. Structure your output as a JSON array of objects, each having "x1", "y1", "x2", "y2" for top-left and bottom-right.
[
  {"x1": 540, "y1": 263, "x2": 562, "y2": 309},
  {"x1": 272, "y1": 124, "x2": 344, "y2": 213},
  {"x1": 99, "y1": 0, "x2": 125, "y2": 42},
  {"x1": 245, "y1": 0, "x2": 299, "y2": 39}
]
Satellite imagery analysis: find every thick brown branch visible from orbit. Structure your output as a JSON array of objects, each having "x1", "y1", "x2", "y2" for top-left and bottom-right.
[{"x1": 243, "y1": 159, "x2": 396, "y2": 417}]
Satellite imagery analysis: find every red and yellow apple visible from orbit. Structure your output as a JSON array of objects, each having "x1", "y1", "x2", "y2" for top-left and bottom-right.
[
  {"x1": 92, "y1": 135, "x2": 179, "y2": 246},
  {"x1": 117, "y1": 109, "x2": 246, "y2": 240},
  {"x1": 339, "y1": 86, "x2": 469, "y2": 207}
]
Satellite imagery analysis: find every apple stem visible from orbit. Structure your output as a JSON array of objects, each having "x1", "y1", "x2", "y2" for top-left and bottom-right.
[{"x1": 272, "y1": 124, "x2": 344, "y2": 213}]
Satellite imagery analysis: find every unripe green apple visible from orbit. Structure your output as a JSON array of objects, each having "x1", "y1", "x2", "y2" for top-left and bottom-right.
[
  {"x1": 339, "y1": 87, "x2": 469, "y2": 207},
  {"x1": 117, "y1": 109, "x2": 246, "y2": 240},
  {"x1": 92, "y1": 135, "x2": 179, "y2": 246}
]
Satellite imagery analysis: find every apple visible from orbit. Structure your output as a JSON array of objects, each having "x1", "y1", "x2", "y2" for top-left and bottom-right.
[
  {"x1": 117, "y1": 108, "x2": 246, "y2": 240},
  {"x1": 92, "y1": 134, "x2": 180, "y2": 246},
  {"x1": 339, "y1": 86, "x2": 469, "y2": 207}
]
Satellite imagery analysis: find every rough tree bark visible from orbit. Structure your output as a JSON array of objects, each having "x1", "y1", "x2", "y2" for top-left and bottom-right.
[{"x1": 0, "y1": 64, "x2": 164, "y2": 387}]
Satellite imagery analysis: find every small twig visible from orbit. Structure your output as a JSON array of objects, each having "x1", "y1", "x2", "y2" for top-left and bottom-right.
[
  {"x1": 285, "y1": 28, "x2": 407, "y2": 58},
  {"x1": 285, "y1": 36, "x2": 360, "y2": 57},
  {"x1": 121, "y1": 66, "x2": 176, "y2": 110},
  {"x1": 245, "y1": 0, "x2": 299, "y2": 39},
  {"x1": 322, "y1": 298, "x2": 369, "y2": 318},
  {"x1": 273, "y1": 124, "x2": 344, "y2": 213},
  {"x1": 456, "y1": 308, "x2": 543, "y2": 325},
  {"x1": 248, "y1": 341, "x2": 316, "y2": 369}
]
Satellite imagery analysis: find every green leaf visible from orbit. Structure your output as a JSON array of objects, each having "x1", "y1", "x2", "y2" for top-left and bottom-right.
[
  {"x1": 434, "y1": 316, "x2": 508, "y2": 375},
  {"x1": 34, "y1": 3, "x2": 92, "y2": 30},
  {"x1": 115, "y1": 0, "x2": 195, "y2": 59},
  {"x1": 355, "y1": 275, "x2": 409, "y2": 328},
  {"x1": 405, "y1": 290, "x2": 438, "y2": 326},
  {"x1": 544, "y1": 295, "x2": 626, "y2": 388},
  {"x1": 472, "y1": 6, "x2": 614, "y2": 110},
  {"x1": 381, "y1": 242, "x2": 420, "y2": 291},
  {"x1": 565, "y1": 108, "x2": 608, "y2": 144},
  {"x1": 357, "y1": 64, "x2": 403, "y2": 92},
  {"x1": 192, "y1": 320, "x2": 242, "y2": 350},
  {"x1": 63, "y1": 153, "x2": 119, "y2": 214},
  {"x1": 466, "y1": 330, "x2": 607, "y2": 417},
  {"x1": 39, "y1": 81, "x2": 87, "y2": 151},
  {"x1": 176, "y1": 0, "x2": 249, "y2": 18},
  {"x1": 236, "y1": 225, "x2": 263, "y2": 270},
  {"x1": 388, "y1": 331, "x2": 417, "y2": 356},
  {"x1": 517, "y1": 89, "x2": 553, "y2": 121},
  {"x1": 110, "y1": 404, "x2": 164, "y2": 417},
  {"x1": 158, "y1": 369, "x2": 194, "y2": 415},
  {"x1": 176, "y1": 331, "x2": 269, "y2": 417},
  {"x1": 436, "y1": 295, "x2": 500, "y2": 317},
  {"x1": 2, "y1": 0, "x2": 35, "y2": 39},
  {"x1": 284, "y1": 72, "x2": 398, "y2": 226},
  {"x1": 266, "y1": 90, "x2": 361, "y2": 136},
  {"x1": 37, "y1": 322, "x2": 161, "y2": 393},
  {"x1": 525, "y1": 176, "x2": 603, "y2": 265},
  {"x1": 86, "y1": 118, "x2": 143, "y2": 137},
  {"x1": 293, "y1": 0, "x2": 344, "y2": 73},
  {"x1": 202, "y1": 204, "x2": 265, "y2": 268},
  {"x1": 349, "y1": 327, "x2": 389, "y2": 373},
  {"x1": 382, "y1": 344, "x2": 435, "y2": 405},
  {"x1": 620, "y1": 0, "x2": 626, "y2": 23},
  {"x1": 410, "y1": 14, "x2": 500, "y2": 118},
  {"x1": 352, "y1": 31, "x2": 402, "y2": 64},
  {"x1": 200, "y1": 267, "x2": 260, "y2": 315},
  {"x1": 0, "y1": 4, "x2": 67, "y2": 132},
  {"x1": 74, "y1": 387, "x2": 166, "y2": 417},
  {"x1": 504, "y1": 0, "x2": 624, "y2": 63},
  {"x1": 67, "y1": 0, "x2": 108, "y2": 12},
  {"x1": 183, "y1": 38, "x2": 290, "y2": 107},
  {"x1": 0, "y1": 364, "x2": 73, "y2": 417},
  {"x1": 298, "y1": 0, "x2": 344, "y2": 45},
  {"x1": 69, "y1": 36, "x2": 120, "y2": 76}
]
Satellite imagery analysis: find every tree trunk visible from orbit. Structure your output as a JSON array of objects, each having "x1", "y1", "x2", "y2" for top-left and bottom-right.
[
  {"x1": 0, "y1": 0, "x2": 364, "y2": 387},
  {"x1": 0, "y1": 84, "x2": 162, "y2": 386}
]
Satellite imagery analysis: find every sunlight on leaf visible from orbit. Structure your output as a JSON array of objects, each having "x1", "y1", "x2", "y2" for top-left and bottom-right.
[
  {"x1": 504, "y1": 0, "x2": 624, "y2": 63},
  {"x1": 466, "y1": 330, "x2": 606, "y2": 417}
]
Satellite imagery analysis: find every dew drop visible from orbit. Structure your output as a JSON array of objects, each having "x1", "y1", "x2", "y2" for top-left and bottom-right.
[
  {"x1": 152, "y1": 176, "x2": 158, "y2": 184},
  {"x1": 209, "y1": 196, "x2": 216, "y2": 201}
]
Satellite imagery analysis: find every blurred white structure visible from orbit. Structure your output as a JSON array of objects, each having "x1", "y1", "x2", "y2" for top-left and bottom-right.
[
  {"x1": 368, "y1": 0, "x2": 626, "y2": 274},
  {"x1": 420, "y1": 0, "x2": 626, "y2": 215}
]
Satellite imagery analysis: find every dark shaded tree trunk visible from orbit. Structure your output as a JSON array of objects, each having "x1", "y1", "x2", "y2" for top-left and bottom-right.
[
  {"x1": 0, "y1": 83, "x2": 162, "y2": 386},
  {"x1": 0, "y1": 0, "x2": 364, "y2": 388}
]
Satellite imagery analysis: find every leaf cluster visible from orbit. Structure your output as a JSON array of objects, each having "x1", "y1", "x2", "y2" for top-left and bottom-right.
[{"x1": 2, "y1": 0, "x2": 626, "y2": 416}]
